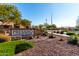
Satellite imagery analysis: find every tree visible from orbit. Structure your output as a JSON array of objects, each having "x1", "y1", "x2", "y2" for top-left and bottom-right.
[
  {"x1": 0, "y1": 4, "x2": 32, "y2": 29},
  {"x1": 51, "y1": 24, "x2": 56, "y2": 28},
  {"x1": 0, "y1": 4, "x2": 21, "y2": 24},
  {"x1": 21, "y1": 19, "x2": 31, "y2": 28},
  {"x1": 38, "y1": 24, "x2": 44, "y2": 30},
  {"x1": 45, "y1": 24, "x2": 57, "y2": 30}
]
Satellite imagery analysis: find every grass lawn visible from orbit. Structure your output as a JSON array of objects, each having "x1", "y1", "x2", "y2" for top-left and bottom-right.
[{"x1": 0, "y1": 40, "x2": 33, "y2": 56}]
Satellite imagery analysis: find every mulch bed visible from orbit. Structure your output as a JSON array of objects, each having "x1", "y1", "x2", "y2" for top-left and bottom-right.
[{"x1": 16, "y1": 36, "x2": 79, "y2": 56}]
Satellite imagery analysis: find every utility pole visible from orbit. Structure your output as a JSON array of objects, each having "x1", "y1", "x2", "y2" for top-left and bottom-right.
[
  {"x1": 46, "y1": 18, "x2": 47, "y2": 24},
  {"x1": 51, "y1": 15, "x2": 53, "y2": 25},
  {"x1": 45, "y1": 18, "x2": 48, "y2": 30}
]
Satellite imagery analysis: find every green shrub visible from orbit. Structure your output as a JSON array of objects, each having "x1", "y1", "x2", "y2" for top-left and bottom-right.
[
  {"x1": 0, "y1": 40, "x2": 33, "y2": 56},
  {"x1": 77, "y1": 43, "x2": 79, "y2": 47},
  {"x1": 15, "y1": 40, "x2": 33, "y2": 54},
  {"x1": 76, "y1": 41, "x2": 79, "y2": 47},
  {"x1": 67, "y1": 36, "x2": 78, "y2": 45},
  {"x1": 66, "y1": 32, "x2": 76, "y2": 36}
]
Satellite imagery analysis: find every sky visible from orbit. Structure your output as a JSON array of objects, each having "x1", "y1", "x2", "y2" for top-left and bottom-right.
[{"x1": 14, "y1": 3, "x2": 79, "y2": 27}]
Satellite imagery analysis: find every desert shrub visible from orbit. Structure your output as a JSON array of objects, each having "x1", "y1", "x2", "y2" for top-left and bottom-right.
[
  {"x1": 0, "y1": 40, "x2": 33, "y2": 56},
  {"x1": 57, "y1": 31, "x2": 59, "y2": 33},
  {"x1": 53, "y1": 31, "x2": 55, "y2": 33},
  {"x1": 27, "y1": 35, "x2": 33, "y2": 39},
  {"x1": 0, "y1": 29, "x2": 5, "y2": 34},
  {"x1": 35, "y1": 30, "x2": 41, "y2": 36},
  {"x1": 66, "y1": 32, "x2": 75, "y2": 36},
  {"x1": 48, "y1": 34, "x2": 55, "y2": 38},
  {"x1": 67, "y1": 36, "x2": 78, "y2": 45},
  {"x1": 41, "y1": 31, "x2": 48, "y2": 36},
  {"x1": 0, "y1": 34, "x2": 11, "y2": 42},
  {"x1": 60, "y1": 31, "x2": 64, "y2": 34}
]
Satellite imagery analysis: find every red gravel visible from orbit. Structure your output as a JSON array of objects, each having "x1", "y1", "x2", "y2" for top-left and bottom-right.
[{"x1": 16, "y1": 36, "x2": 79, "y2": 56}]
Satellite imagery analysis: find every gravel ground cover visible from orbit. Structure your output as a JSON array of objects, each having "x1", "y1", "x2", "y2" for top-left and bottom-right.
[{"x1": 16, "y1": 36, "x2": 79, "y2": 56}]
